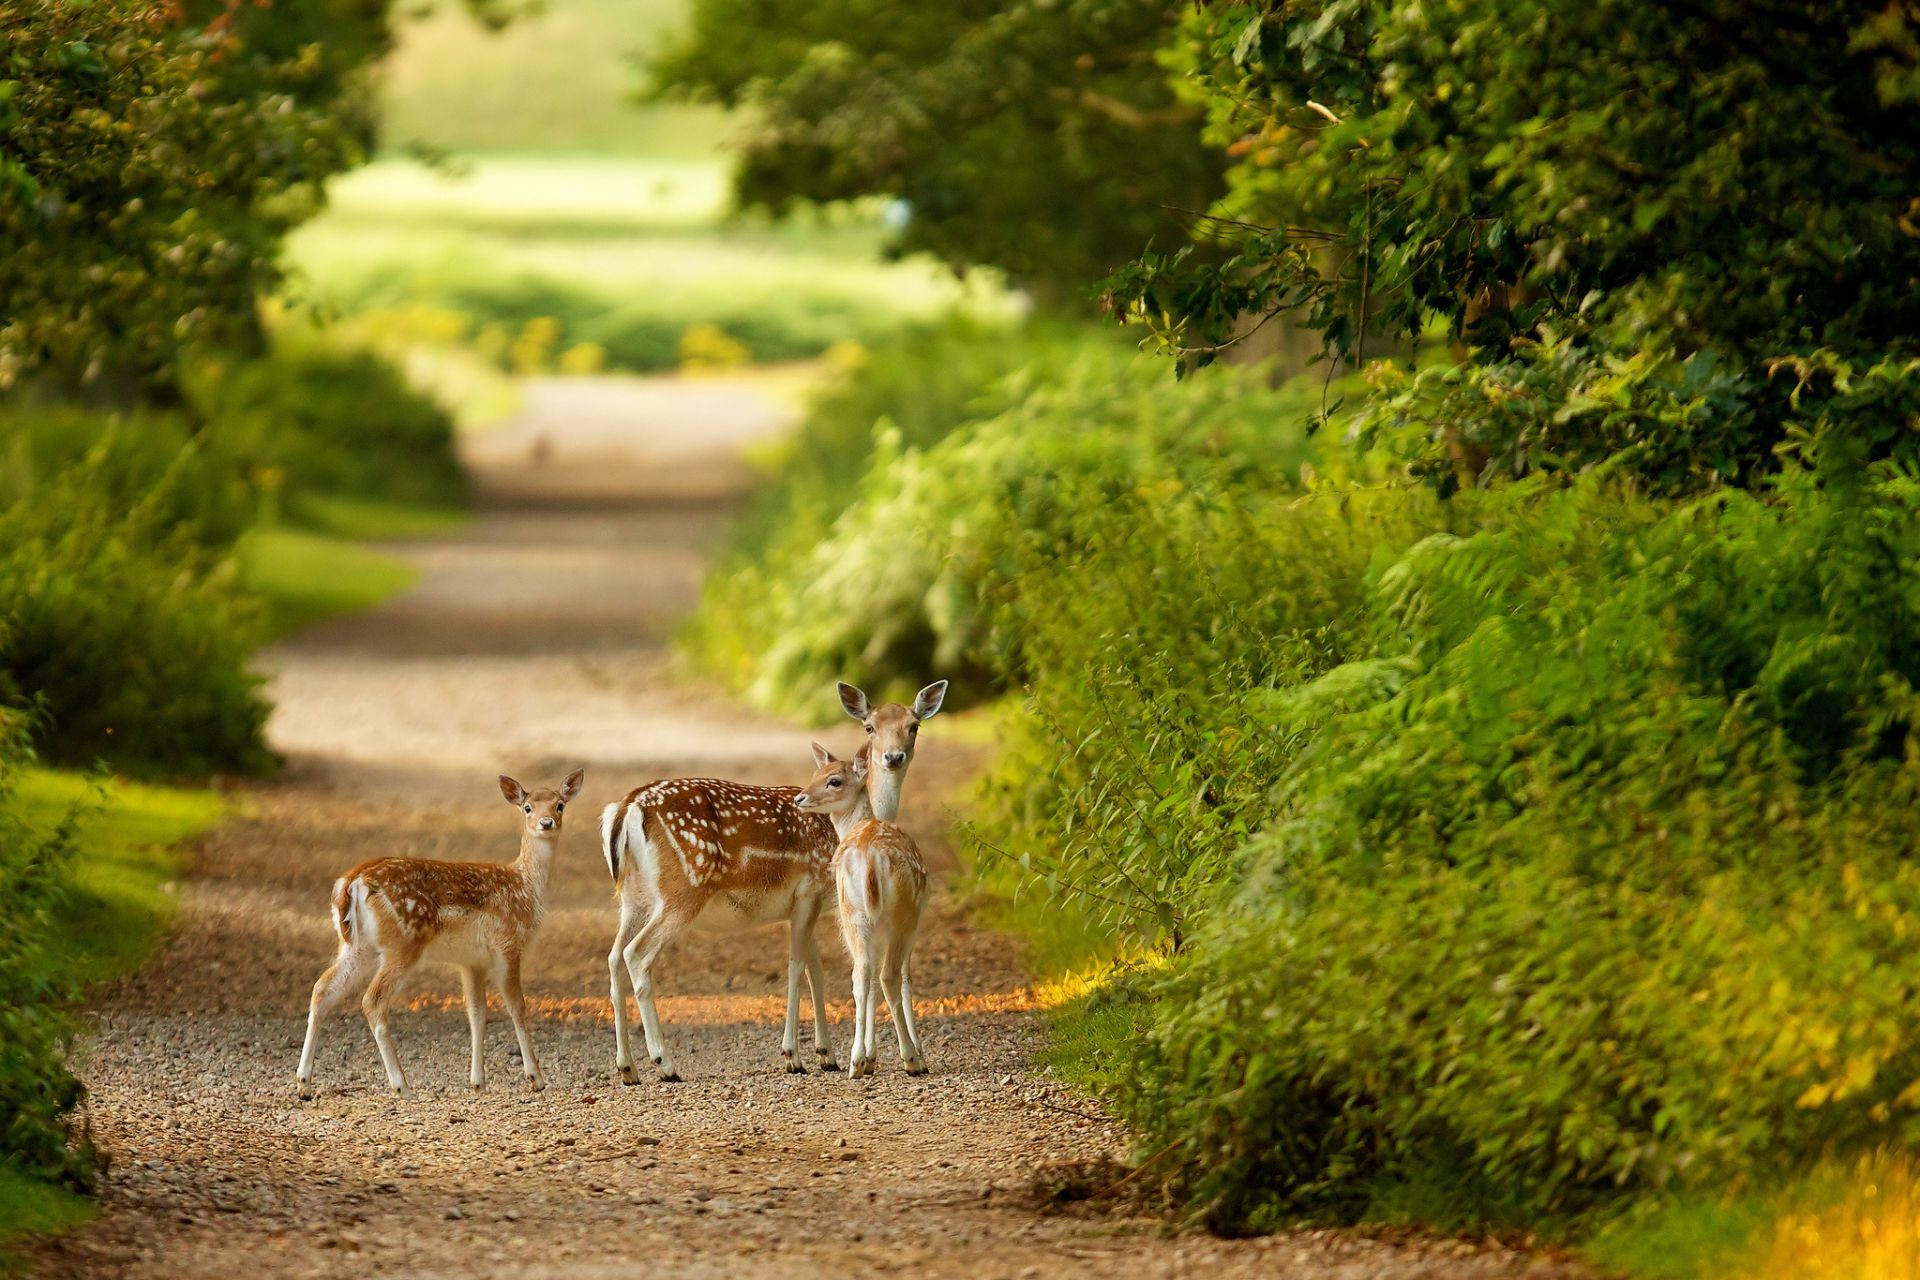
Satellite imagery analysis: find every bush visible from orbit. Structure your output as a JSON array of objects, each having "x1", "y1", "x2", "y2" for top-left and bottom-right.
[
  {"x1": 189, "y1": 331, "x2": 467, "y2": 516},
  {"x1": 0, "y1": 713, "x2": 89, "y2": 1192},
  {"x1": 0, "y1": 414, "x2": 272, "y2": 773},
  {"x1": 684, "y1": 326, "x2": 1328, "y2": 714}
]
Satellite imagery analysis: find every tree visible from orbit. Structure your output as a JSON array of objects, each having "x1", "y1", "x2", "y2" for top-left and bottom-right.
[
  {"x1": 1105, "y1": 0, "x2": 1920, "y2": 488},
  {"x1": 651, "y1": 0, "x2": 1224, "y2": 304}
]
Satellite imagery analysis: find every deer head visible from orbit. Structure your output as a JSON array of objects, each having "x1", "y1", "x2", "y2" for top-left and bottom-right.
[
  {"x1": 837, "y1": 679, "x2": 947, "y2": 774},
  {"x1": 500, "y1": 768, "x2": 586, "y2": 837}
]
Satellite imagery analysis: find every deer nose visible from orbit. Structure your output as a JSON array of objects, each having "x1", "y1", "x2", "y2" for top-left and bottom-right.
[
  {"x1": 539, "y1": 817, "x2": 556, "y2": 830},
  {"x1": 883, "y1": 751, "x2": 907, "y2": 768}
]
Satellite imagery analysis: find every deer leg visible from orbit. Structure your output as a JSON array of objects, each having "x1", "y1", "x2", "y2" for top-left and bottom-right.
[
  {"x1": 781, "y1": 903, "x2": 819, "y2": 1073},
  {"x1": 879, "y1": 944, "x2": 923, "y2": 1075},
  {"x1": 361, "y1": 955, "x2": 413, "y2": 1098},
  {"x1": 297, "y1": 946, "x2": 370, "y2": 1098},
  {"x1": 608, "y1": 892, "x2": 645, "y2": 1085},
  {"x1": 895, "y1": 946, "x2": 926, "y2": 1075},
  {"x1": 624, "y1": 906, "x2": 692, "y2": 1082},
  {"x1": 460, "y1": 966, "x2": 488, "y2": 1092},
  {"x1": 498, "y1": 952, "x2": 543, "y2": 1092},
  {"x1": 804, "y1": 932, "x2": 839, "y2": 1070}
]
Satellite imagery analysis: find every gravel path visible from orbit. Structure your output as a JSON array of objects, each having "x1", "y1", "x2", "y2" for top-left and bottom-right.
[{"x1": 27, "y1": 374, "x2": 1588, "y2": 1279}]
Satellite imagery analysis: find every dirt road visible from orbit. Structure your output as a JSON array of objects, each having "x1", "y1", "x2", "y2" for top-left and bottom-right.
[{"x1": 29, "y1": 375, "x2": 1583, "y2": 1279}]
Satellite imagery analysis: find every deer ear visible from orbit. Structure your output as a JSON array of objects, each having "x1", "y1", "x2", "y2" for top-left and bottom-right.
[
  {"x1": 851, "y1": 745, "x2": 871, "y2": 780},
  {"x1": 913, "y1": 679, "x2": 949, "y2": 720},
  {"x1": 560, "y1": 768, "x2": 585, "y2": 803},
  {"x1": 837, "y1": 681, "x2": 870, "y2": 721},
  {"x1": 810, "y1": 741, "x2": 834, "y2": 770},
  {"x1": 499, "y1": 775, "x2": 528, "y2": 806}
]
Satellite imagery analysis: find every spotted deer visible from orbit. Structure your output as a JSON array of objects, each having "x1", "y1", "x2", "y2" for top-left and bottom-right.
[
  {"x1": 600, "y1": 679, "x2": 948, "y2": 1082},
  {"x1": 793, "y1": 743, "x2": 929, "y2": 1077},
  {"x1": 296, "y1": 769, "x2": 584, "y2": 1099}
]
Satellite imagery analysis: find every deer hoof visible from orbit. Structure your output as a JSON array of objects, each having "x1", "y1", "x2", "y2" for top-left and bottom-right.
[
  {"x1": 659, "y1": 1069, "x2": 683, "y2": 1084},
  {"x1": 296, "y1": 1078, "x2": 316, "y2": 1101},
  {"x1": 619, "y1": 1064, "x2": 643, "y2": 1086},
  {"x1": 818, "y1": 1060, "x2": 842, "y2": 1072},
  {"x1": 527, "y1": 1076, "x2": 546, "y2": 1093}
]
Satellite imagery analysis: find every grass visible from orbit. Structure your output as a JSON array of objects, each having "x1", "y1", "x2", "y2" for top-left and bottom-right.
[
  {"x1": 284, "y1": 156, "x2": 1012, "y2": 373},
  {"x1": 239, "y1": 525, "x2": 427, "y2": 640},
  {"x1": 0, "y1": 768, "x2": 227, "y2": 1262},
  {"x1": 0, "y1": 1165, "x2": 93, "y2": 1266}
]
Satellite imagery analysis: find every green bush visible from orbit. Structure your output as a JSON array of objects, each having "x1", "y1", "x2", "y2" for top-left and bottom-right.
[
  {"x1": 189, "y1": 332, "x2": 467, "y2": 515},
  {"x1": 0, "y1": 421, "x2": 272, "y2": 774},
  {"x1": 685, "y1": 329, "x2": 1329, "y2": 715},
  {"x1": 0, "y1": 713, "x2": 89, "y2": 1192}
]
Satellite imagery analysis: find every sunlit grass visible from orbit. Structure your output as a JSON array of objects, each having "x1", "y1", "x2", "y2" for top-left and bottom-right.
[
  {"x1": 240, "y1": 527, "x2": 421, "y2": 640},
  {"x1": 6, "y1": 769, "x2": 228, "y2": 985},
  {"x1": 282, "y1": 157, "x2": 1015, "y2": 373}
]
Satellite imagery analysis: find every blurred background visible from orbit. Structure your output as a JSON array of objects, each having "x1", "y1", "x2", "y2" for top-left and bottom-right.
[{"x1": 4, "y1": 3, "x2": 1920, "y2": 1278}]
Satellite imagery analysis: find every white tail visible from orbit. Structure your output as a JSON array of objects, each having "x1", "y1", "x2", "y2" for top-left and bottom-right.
[
  {"x1": 296, "y1": 768, "x2": 585, "y2": 1100},
  {"x1": 602, "y1": 679, "x2": 948, "y2": 1082},
  {"x1": 793, "y1": 742, "x2": 930, "y2": 1078}
]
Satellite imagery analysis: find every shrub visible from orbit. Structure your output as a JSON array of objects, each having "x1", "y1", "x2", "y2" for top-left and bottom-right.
[
  {"x1": 189, "y1": 332, "x2": 467, "y2": 516},
  {"x1": 1031, "y1": 463, "x2": 1920, "y2": 1232},
  {"x1": 0, "y1": 407, "x2": 272, "y2": 774},
  {"x1": 0, "y1": 712, "x2": 89, "y2": 1191},
  {"x1": 686, "y1": 328, "x2": 1326, "y2": 715}
]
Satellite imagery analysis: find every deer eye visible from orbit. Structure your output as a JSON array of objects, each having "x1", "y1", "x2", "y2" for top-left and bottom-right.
[
  {"x1": 908, "y1": 724, "x2": 918, "y2": 735},
  {"x1": 828, "y1": 777, "x2": 842, "y2": 788},
  {"x1": 864, "y1": 723, "x2": 873, "y2": 734},
  {"x1": 555, "y1": 802, "x2": 564, "y2": 813},
  {"x1": 523, "y1": 805, "x2": 532, "y2": 814}
]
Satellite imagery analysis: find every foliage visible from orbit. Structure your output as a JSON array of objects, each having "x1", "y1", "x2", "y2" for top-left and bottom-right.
[
  {"x1": 0, "y1": 714, "x2": 88, "y2": 1192},
  {"x1": 0, "y1": 409, "x2": 272, "y2": 773},
  {"x1": 684, "y1": 326, "x2": 1327, "y2": 715},
  {"x1": 651, "y1": 0, "x2": 1223, "y2": 302},
  {"x1": 987, "y1": 458, "x2": 1920, "y2": 1233},
  {"x1": 0, "y1": 751, "x2": 224, "y2": 1244},
  {"x1": 1105, "y1": 0, "x2": 1920, "y2": 487},
  {"x1": 188, "y1": 330, "x2": 468, "y2": 515},
  {"x1": 0, "y1": 0, "x2": 392, "y2": 396},
  {"x1": 284, "y1": 157, "x2": 1012, "y2": 373}
]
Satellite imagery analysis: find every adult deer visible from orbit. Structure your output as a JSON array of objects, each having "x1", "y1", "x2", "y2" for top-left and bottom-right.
[
  {"x1": 297, "y1": 769, "x2": 585, "y2": 1099},
  {"x1": 793, "y1": 743, "x2": 929, "y2": 1077},
  {"x1": 600, "y1": 680, "x2": 947, "y2": 1081}
]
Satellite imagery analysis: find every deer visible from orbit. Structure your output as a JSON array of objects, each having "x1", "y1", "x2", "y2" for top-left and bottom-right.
[
  {"x1": 295, "y1": 769, "x2": 585, "y2": 1100},
  {"x1": 600, "y1": 679, "x2": 947, "y2": 1082},
  {"x1": 838, "y1": 679, "x2": 947, "y2": 822},
  {"x1": 793, "y1": 742, "x2": 929, "y2": 1077}
]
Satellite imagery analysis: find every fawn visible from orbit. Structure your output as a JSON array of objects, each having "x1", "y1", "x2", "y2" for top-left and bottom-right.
[
  {"x1": 600, "y1": 680, "x2": 946, "y2": 1081},
  {"x1": 296, "y1": 769, "x2": 585, "y2": 1099},
  {"x1": 793, "y1": 742, "x2": 929, "y2": 1077}
]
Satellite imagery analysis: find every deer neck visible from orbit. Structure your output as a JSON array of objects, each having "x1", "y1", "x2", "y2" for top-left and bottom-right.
[
  {"x1": 515, "y1": 831, "x2": 559, "y2": 889},
  {"x1": 829, "y1": 786, "x2": 874, "y2": 841},
  {"x1": 867, "y1": 764, "x2": 906, "y2": 824}
]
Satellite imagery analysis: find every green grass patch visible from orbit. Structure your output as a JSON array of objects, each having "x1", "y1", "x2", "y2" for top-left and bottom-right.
[
  {"x1": 283, "y1": 157, "x2": 1014, "y2": 374},
  {"x1": 0, "y1": 765, "x2": 223, "y2": 1256},
  {"x1": 6, "y1": 769, "x2": 226, "y2": 986},
  {"x1": 289, "y1": 492, "x2": 469, "y2": 541},
  {"x1": 239, "y1": 527, "x2": 421, "y2": 640},
  {"x1": 0, "y1": 1163, "x2": 94, "y2": 1265}
]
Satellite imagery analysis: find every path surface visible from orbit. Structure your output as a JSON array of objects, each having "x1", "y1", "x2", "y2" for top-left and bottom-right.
[{"x1": 30, "y1": 375, "x2": 1584, "y2": 1279}]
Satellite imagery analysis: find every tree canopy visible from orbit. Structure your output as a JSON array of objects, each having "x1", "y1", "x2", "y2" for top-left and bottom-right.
[
  {"x1": 1104, "y1": 0, "x2": 1920, "y2": 487},
  {"x1": 651, "y1": 0, "x2": 1225, "y2": 303}
]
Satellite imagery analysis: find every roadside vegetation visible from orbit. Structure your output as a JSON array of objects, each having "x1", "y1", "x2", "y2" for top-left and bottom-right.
[
  {"x1": 674, "y1": 1, "x2": 1920, "y2": 1275},
  {"x1": 0, "y1": 0, "x2": 471, "y2": 1242}
]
